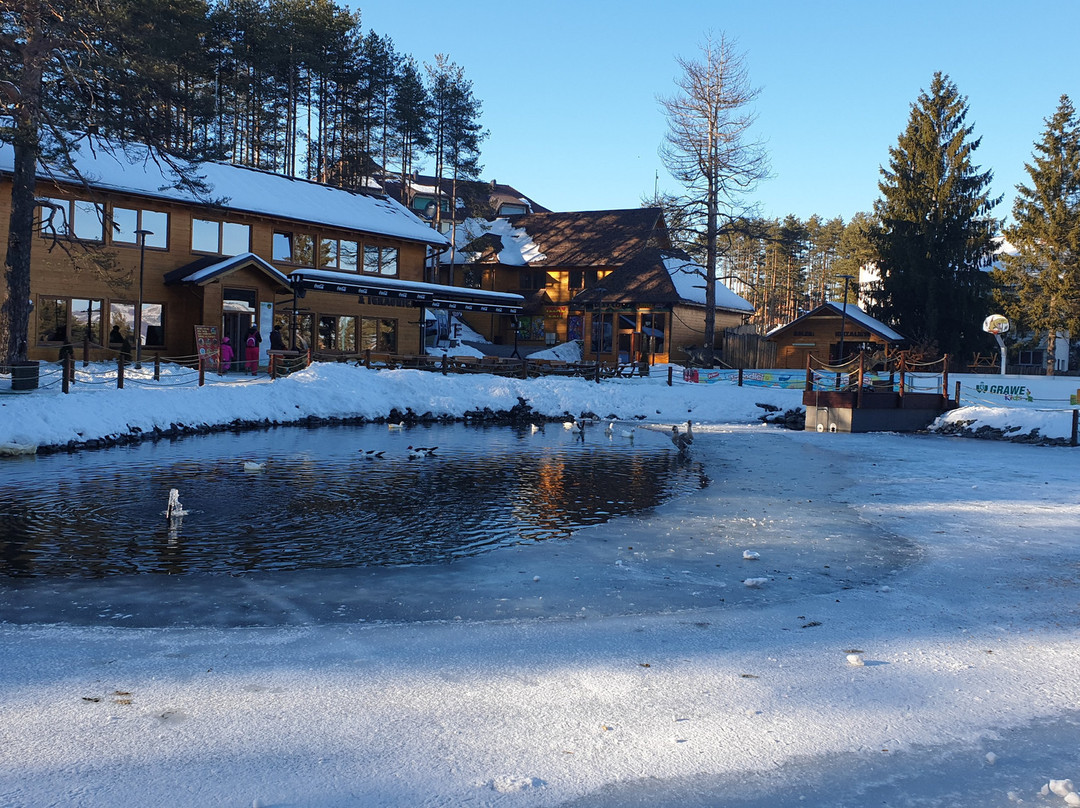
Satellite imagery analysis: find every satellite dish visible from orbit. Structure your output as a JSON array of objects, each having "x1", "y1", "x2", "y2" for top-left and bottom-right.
[{"x1": 982, "y1": 314, "x2": 1010, "y2": 335}]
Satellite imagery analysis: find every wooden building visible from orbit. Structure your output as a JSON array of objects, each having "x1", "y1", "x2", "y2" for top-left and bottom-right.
[
  {"x1": 0, "y1": 138, "x2": 522, "y2": 367},
  {"x1": 766, "y1": 302, "x2": 905, "y2": 369},
  {"x1": 441, "y1": 208, "x2": 753, "y2": 363}
]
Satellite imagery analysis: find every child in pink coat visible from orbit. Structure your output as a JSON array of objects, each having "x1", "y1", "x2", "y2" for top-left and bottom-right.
[
  {"x1": 219, "y1": 336, "x2": 234, "y2": 374},
  {"x1": 245, "y1": 331, "x2": 259, "y2": 374}
]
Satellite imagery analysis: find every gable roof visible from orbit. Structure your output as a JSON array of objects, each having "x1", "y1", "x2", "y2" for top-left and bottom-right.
[
  {"x1": 766, "y1": 302, "x2": 906, "y2": 342},
  {"x1": 0, "y1": 138, "x2": 448, "y2": 247},
  {"x1": 506, "y1": 208, "x2": 667, "y2": 267},
  {"x1": 164, "y1": 252, "x2": 292, "y2": 291},
  {"x1": 571, "y1": 247, "x2": 754, "y2": 313}
]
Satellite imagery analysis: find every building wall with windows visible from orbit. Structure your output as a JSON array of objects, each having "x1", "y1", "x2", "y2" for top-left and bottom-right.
[{"x1": 0, "y1": 176, "x2": 438, "y2": 363}]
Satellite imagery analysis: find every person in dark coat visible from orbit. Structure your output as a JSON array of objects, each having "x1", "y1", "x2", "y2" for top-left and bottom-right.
[
  {"x1": 269, "y1": 324, "x2": 286, "y2": 351},
  {"x1": 55, "y1": 326, "x2": 74, "y2": 363}
]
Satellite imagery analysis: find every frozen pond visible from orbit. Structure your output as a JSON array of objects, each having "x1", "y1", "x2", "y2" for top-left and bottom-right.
[
  {"x1": 0, "y1": 427, "x2": 917, "y2": 627},
  {"x1": 0, "y1": 422, "x2": 705, "y2": 577}
]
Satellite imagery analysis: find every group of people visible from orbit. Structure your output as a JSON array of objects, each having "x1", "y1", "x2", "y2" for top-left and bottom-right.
[{"x1": 219, "y1": 323, "x2": 290, "y2": 375}]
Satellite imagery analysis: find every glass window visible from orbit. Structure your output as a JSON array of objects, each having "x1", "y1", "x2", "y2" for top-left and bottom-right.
[
  {"x1": 363, "y1": 245, "x2": 380, "y2": 274},
  {"x1": 273, "y1": 230, "x2": 313, "y2": 264},
  {"x1": 641, "y1": 312, "x2": 666, "y2": 354},
  {"x1": 591, "y1": 313, "x2": 613, "y2": 354},
  {"x1": 339, "y1": 240, "x2": 359, "y2": 272},
  {"x1": 109, "y1": 301, "x2": 165, "y2": 347},
  {"x1": 192, "y1": 218, "x2": 219, "y2": 252},
  {"x1": 112, "y1": 207, "x2": 168, "y2": 248},
  {"x1": 360, "y1": 317, "x2": 397, "y2": 353},
  {"x1": 36, "y1": 297, "x2": 104, "y2": 345},
  {"x1": 39, "y1": 198, "x2": 70, "y2": 236},
  {"x1": 221, "y1": 222, "x2": 250, "y2": 256},
  {"x1": 71, "y1": 298, "x2": 104, "y2": 345},
  {"x1": 272, "y1": 232, "x2": 293, "y2": 262},
  {"x1": 498, "y1": 203, "x2": 527, "y2": 216},
  {"x1": 319, "y1": 238, "x2": 338, "y2": 268},
  {"x1": 37, "y1": 297, "x2": 69, "y2": 342},
  {"x1": 72, "y1": 200, "x2": 104, "y2": 241},
  {"x1": 380, "y1": 247, "x2": 398, "y2": 276}
]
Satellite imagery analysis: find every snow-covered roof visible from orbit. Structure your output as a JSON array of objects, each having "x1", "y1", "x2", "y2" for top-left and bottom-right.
[
  {"x1": 663, "y1": 253, "x2": 755, "y2": 312},
  {"x1": 165, "y1": 252, "x2": 291, "y2": 289},
  {"x1": 766, "y1": 302, "x2": 905, "y2": 341},
  {"x1": 0, "y1": 138, "x2": 449, "y2": 247},
  {"x1": 442, "y1": 218, "x2": 545, "y2": 266}
]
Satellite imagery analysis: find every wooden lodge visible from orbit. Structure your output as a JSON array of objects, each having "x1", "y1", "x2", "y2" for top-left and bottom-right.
[{"x1": 767, "y1": 302, "x2": 904, "y2": 370}]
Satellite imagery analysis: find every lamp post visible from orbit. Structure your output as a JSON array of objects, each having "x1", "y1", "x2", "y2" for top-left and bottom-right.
[
  {"x1": 133, "y1": 228, "x2": 153, "y2": 369},
  {"x1": 836, "y1": 274, "x2": 854, "y2": 364}
]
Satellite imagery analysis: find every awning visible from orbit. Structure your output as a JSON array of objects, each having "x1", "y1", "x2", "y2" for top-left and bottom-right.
[{"x1": 289, "y1": 268, "x2": 524, "y2": 314}]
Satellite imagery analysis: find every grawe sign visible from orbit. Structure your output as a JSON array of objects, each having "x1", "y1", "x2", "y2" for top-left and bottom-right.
[{"x1": 974, "y1": 382, "x2": 1033, "y2": 402}]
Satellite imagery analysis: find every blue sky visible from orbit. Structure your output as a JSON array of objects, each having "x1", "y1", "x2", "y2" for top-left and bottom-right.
[{"x1": 351, "y1": 1, "x2": 1079, "y2": 226}]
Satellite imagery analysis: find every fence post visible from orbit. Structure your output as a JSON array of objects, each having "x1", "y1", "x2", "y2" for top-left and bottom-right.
[
  {"x1": 594, "y1": 363, "x2": 601, "y2": 384},
  {"x1": 365, "y1": 349, "x2": 372, "y2": 369},
  {"x1": 1072, "y1": 409, "x2": 1078, "y2": 447},
  {"x1": 738, "y1": 368, "x2": 744, "y2": 387},
  {"x1": 154, "y1": 354, "x2": 161, "y2": 381},
  {"x1": 941, "y1": 355, "x2": 949, "y2": 403},
  {"x1": 82, "y1": 334, "x2": 90, "y2": 367},
  {"x1": 954, "y1": 380, "x2": 961, "y2": 407},
  {"x1": 805, "y1": 356, "x2": 813, "y2": 392},
  {"x1": 270, "y1": 354, "x2": 277, "y2": 380},
  {"x1": 62, "y1": 358, "x2": 71, "y2": 394},
  {"x1": 117, "y1": 355, "x2": 125, "y2": 389},
  {"x1": 441, "y1": 354, "x2": 449, "y2": 376},
  {"x1": 198, "y1": 357, "x2": 205, "y2": 387},
  {"x1": 520, "y1": 358, "x2": 528, "y2": 380},
  {"x1": 667, "y1": 365, "x2": 673, "y2": 387}
]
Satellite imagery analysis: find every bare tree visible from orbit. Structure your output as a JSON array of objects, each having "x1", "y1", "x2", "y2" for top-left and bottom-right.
[{"x1": 659, "y1": 32, "x2": 768, "y2": 366}]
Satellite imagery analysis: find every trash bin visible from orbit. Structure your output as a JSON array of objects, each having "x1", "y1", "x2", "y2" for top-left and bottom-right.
[{"x1": 10, "y1": 361, "x2": 40, "y2": 391}]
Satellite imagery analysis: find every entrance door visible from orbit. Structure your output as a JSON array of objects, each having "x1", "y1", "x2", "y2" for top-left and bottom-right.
[{"x1": 223, "y1": 287, "x2": 258, "y2": 372}]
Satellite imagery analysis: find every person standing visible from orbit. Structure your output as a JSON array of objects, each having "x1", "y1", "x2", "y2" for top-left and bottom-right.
[
  {"x1": 269, "y1": 324, "x2": 286, "y2": 351},
  {"x1": 219, "y1": 336, "x2": 234, "y2": 374},
  {"x1": 245, "y1": 329, "x2": 259, "y2": 375}
]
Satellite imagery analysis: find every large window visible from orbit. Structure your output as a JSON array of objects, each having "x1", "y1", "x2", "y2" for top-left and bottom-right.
[
  {"x1": 273, "y1": 230, "x2": 315, "y2": 265},
  {"x1": 192, "y1": 218, "x2": 250, "y2": 255},
  {"x1": 111, "y1": 207, "x2": 168, "y2": 248},
  {"x1": 39, "y1": 198, "x2": 104, "y2": 242},
  {"x1": 317, "y1": 315, "x2": 356, "y2": 352},
  {"x1": 363, "y1": 245, "x2": 398, "y2": 276},
  {"x1": 519, "y1": 269, "x2": 550, "y2": 290},
  {"x1": 109, "y1": 301, "x2": 166, "y2": 347},
  {"x1": 641, "y1": 312, "x2": 666, "y2": 355},
  {"x1": 37, "y1": 296, "x2": 105, "y2": 345},
  {"x1": 360, "y1": 317, "x2": 397, "y2": 353},
  {"x1": 590, "y1": 313, "x2": 614, "y2": 355},
  {"x1": 318, "y1": 238, "x2": 360, "y2": 272}
]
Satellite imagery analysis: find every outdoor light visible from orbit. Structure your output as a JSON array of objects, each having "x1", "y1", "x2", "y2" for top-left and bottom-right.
[{"x1": 134, "y1": 228, "x2": 153, "y2": 369}]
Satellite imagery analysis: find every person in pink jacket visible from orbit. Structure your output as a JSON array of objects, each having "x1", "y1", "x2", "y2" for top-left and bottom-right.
[
  {"x1": 245, "y1": 328, "x2": 259, "y2": 375},
  {"x1": 218, "y1": 336, "x2": 234, "y2": 374}
]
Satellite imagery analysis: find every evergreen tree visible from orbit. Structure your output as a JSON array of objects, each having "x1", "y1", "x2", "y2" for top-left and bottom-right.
[
  {"x1": 870, "y1": 72, "x2": 1000, "y2": 360},
  {"x1": 425, "y1": 54, "x2": 486, "y2": 230},
  {"x1": 994, "y1": 94, "x2": 1080, "y2": 374},
  {"x1": 390, "y1": 56, "x2": 431, "y2": 205}
]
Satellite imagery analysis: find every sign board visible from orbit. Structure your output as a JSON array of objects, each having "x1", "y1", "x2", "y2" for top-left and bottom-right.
[
  {"x1": 194, "y1": 325, "x2": 220, "y2": 369},
  {"x1": 982, "y1": 314, "x2": 1010, "y2": 334}
]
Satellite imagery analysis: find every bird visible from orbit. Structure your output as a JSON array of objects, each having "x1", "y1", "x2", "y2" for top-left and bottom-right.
[
  {"x1": 618, "y1": 426, "x2": 635, "y2": 440},
  {"x1": 684, "y1": 420, "x2": 695, "y2": 444},
  {"x1": 407, "y1": 445, "x2": 437, "y2": 459},
  {"x1": 743, "y1": 577, "x2": 768, "y2": 588},
  {"x1": 563, "y1": 420, "x2": 576, "y2": 430},
  {"x1": 360, "y1": 450, "x2": 385, "y2": 459},
  {"x1": 571, "y1": 419, "x2": 585, "y2": 434},
  {"x1": 671, "y1": 425, "x2": 692, "y2": 456},
  {"x1": 742, "y1": 550, "x2": 760, "y2": 561},
  {"x1": 605, "y1": 421, "x2": 615, "y2": 436},
  {"x1": 387, "y1": 422, "x2": 405, "y2": 430},
  {"x1": 530, "y1": 423, "x2": 544, "y2": 434},
  {"x1": 243, "y1": 461, "x2": 266, "y2": 472}
]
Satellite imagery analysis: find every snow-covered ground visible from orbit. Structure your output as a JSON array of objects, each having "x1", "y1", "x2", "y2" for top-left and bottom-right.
[{"x1": 1, "y1": 361, "x2": 1079, "y2": 807}]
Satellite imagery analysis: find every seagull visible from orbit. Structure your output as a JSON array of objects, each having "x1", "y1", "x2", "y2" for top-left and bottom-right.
[{"x1": 243, "y1": 461, "x2": 266, "y2": 472}]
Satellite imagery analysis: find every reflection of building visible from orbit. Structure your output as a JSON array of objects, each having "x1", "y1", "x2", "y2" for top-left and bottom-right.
[
  {"x1": 443, "y1": 208, "x2": 753, "y2": 363},
  {"x1": 1, "y1": 139, "x2": 522, "y2": 364},
  {"x1": 766, "y1": 302, "x2": 905, "y2": 369}
]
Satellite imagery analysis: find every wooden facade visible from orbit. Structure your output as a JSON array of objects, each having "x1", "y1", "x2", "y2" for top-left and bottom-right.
[
  {"x1": 0, "y1": 154, "x2": 468, "y2": 367},
  {"x1": 767, "y1": 303, "x2": 905, "y2": 370}
]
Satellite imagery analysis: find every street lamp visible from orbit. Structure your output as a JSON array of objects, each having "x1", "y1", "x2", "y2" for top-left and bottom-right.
[
  {"x1": 836, "y1": 274, "x2": 855, "y2": 364},
  {"x1": 134, "y1": 228, "x2": 153, "y2": 369}
]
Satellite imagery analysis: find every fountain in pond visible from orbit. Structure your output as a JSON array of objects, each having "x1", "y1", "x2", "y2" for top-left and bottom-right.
[{"x1": 165, "y1": 488, "x2": 183, "y2": 521}]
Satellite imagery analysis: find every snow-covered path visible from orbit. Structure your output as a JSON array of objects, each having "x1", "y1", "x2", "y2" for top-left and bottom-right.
[{"x1": 2, "y1": 423, "x2": 1079, "y2": 807}]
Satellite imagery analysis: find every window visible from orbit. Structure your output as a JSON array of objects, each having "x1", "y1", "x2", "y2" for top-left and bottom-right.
[
  {"x1": 362, "y1": 245, "x2": 398, "y2": 276},
  {"x1": 360, "y1": 317, "x2": 397, "y2": 353},
  {"x1": 641, "y1": 312, "x2": 666, "y2": 355},
  {"x1": 37, "y1": 297, "x2": 105, "y2": 345},
  {"x1": 109, "y1": 301, "x2": 166, "y2": 347},
  {"x1": 591, "y1": 313, "x2": 614, "y2": 354},
  {"x1": 461, "y1": 267, "x2": 483, "y2": 288},
  {"x1": 317, "y1": 315, "x2": 356, "y2": 352},
  {"x1": 569, "y1": 270, "x2": 584, "y2": 290},
  {"x1": 318, "y1": 238, "x2": 360, "y2": 272},
  {"x1": 498, "y1": 203, "x2": 527, "y2": 216},
  {"x1": 272, "y1": 230, "x2": 315, "y2": 265},
  {"x1": 39, "y1": 198, "x2": 104, "y2": 242},
  {"x1": 519, "y1": 269, "x2": 550, "y2": 290},
  {"x1": 192, "y1": 218, "x2": 250, "y2": 256},
  {"x1": 112, "y1": 207, "x2": 168, "y2": 248}
]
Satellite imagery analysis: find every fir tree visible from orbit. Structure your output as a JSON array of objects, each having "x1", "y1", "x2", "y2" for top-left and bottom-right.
[
  {"x1": 870, "y1": 72, "x2": 1000, "y2": 360},
  {"x1": 994, "y1": 94, "x2": 1080, "y2": 374}
]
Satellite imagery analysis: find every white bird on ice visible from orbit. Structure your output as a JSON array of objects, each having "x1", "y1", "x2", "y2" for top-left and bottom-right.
[
  {"x1": 742, "y1": 550, "x2": 760, "y2": 561},
  {"x1": 846, "y1": 653, "x2": 865, "y2": 666},
  {"x1": 743, "y1": 577, "x2": 768, "y2": 588}
]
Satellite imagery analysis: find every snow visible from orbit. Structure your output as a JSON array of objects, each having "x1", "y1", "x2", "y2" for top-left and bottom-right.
[
  {"x1": 663, "y1": 253, "x2": 755, "y2": 312},
  {"x1": 443, "y1": 217, "x2": 546, "y2": 265},
  {"x1": 0, "y1": 138, "x2": 447, "y2": 246},
  {"x1": 2, "y1": 362, "x2": 1080, "y2": 806}
]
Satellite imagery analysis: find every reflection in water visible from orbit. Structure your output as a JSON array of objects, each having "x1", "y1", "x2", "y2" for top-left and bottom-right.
[{"x1": 0, "y1": 423, "x2": 706, "y2": 578}]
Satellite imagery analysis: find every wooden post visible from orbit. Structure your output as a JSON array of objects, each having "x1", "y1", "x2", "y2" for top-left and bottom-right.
[
  {"x1": 738, "y1": 368, "x2": 744, "y2": 387},
  {"x1": 857, "y1": 352, "x2": 865, "y2": 408},
  {"x1": 594, "y1": 363, "x2": 601, "y2": 384},
  {"x1": 270, "y1": 354, "x2": 277, "y2": 380},
  {"x1": 441, "y1": 354, "x2": 449, "y2": 375},
  {"x1": 805, "y1": 356, "x2": 813, "y2": 392},
  {"x1": 62, "y1": 359, "x2": 70, "y2": 394},
  {"x1": 1071, "y1": 408, "x2": 1079, "y2": 447},
  {"x1": 198, "y1": 357, "x2": 205, "y2": 387},
  {"x1": 667, "y1": 366, "x2": 673, "y2": 387},
  {"x1": 82, "y1": 334, "x2": 90, "y2": 367},
  {"x1": 365, "y1": 349, "x2": 372, "y2": 369},
  {"x1": 117, "y1": 355, "x2": 125, "y2": 389},
  {"x1": 520, "y1": 358, "x2": 528, "y2": 379},
  {"x1": 66, "y1": 354, "x2": 75, "y2": 383},
  {"x1": 154, "y1": 354, "x2": 161, "y2": 381}
]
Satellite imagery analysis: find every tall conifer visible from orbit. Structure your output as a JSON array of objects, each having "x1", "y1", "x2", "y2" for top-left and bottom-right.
[{"x1": 870, "y1": 72, "x2": 999, "y2": 360}]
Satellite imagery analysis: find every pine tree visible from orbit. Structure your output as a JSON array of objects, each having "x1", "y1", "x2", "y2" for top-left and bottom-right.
[
  {"x1": 870, "y1": 72, "x2": 1000, "y2": 361},
  {"x1": 994, "y1": 94, "x2": 1080, "y2": 374}
]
